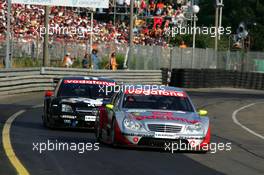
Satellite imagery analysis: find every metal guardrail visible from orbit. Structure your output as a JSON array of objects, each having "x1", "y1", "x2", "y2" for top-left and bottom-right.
[
  {"x1": 0, "y1": 68, "x2": 41, "y2": 77},
  {"x1": 0, "y1": 67, "x2": 163, "y2": 96}
]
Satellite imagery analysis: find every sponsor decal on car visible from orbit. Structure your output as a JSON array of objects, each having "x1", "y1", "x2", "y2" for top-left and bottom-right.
[
  {"x1": 61, "y1": 98, "x2": 103, "y2": 106},
  {"x1": 127, "y1": 109, "x2": 147, "y2": 113},
  {"x1": 128, "y1": 112, "x2": 198, "y2": 124},
  {"x1": 125, "y1": 89, "x2": 186, "y2": 97},
  {"x1": 64, "y1": 80, "x2": 116, "y2": 86},
  {"x1": 85, "y1": 116, "x2": 96, "y2": 121},
  {"x1": 61, "y1": 115, "x2": 77, "y2": 119},
  {"x1": 154, "y1": 132, "x2": 178, "y2": 139},
  {"x1": 130, "y1": 114, "x2": 198, "y2": 124}
]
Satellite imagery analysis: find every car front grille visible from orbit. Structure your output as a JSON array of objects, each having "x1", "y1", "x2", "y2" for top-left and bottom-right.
[
  {"x1": 148, "y1": 124, "x2": 182, "y2": 133},
  {"x1": 75, "y1": 107, "x2": 95, "y2": 115}
]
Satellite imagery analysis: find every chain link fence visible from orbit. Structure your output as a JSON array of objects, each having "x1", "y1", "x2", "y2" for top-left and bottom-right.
[{"x1": 1, "y1": 41, "x2": 264, "y2": 72}]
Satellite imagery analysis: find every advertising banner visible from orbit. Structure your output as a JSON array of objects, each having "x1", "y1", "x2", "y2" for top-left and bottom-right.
[{"x1": 11, "y1": 0, "x2": 109, "y2": 8}]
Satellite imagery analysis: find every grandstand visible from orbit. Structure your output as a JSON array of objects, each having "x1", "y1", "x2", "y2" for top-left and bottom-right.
[{"x1": 0, "y1": 0, "x2": 193, "y2": 46}]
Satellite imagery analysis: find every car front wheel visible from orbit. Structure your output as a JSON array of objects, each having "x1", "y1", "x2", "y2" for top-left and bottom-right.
[
  {"x1": 43, "y1": 113, "x2": 55, "y2": 129},
  {"x1": 110, "y1": 118, "x2": 117, "y2": 146},
  {"x1": 95, "y1": 117, "x2": 102, "y2": 142}
]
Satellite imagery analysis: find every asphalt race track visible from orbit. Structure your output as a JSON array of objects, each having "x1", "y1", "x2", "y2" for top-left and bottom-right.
[{"x1": 1, "y1": 88, "x2": 264, "y2": 175}]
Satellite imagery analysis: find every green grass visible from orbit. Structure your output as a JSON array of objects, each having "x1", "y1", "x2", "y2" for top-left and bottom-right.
[
  {"x1": 99, "y1": 53, "x2": 125, "y2": 69},
  {"x1": 12, "y1": 58, "x2": 42, "y2": 68},
  {"x1": 4, "y1": 55, "x2": 126, "y2": 69}
]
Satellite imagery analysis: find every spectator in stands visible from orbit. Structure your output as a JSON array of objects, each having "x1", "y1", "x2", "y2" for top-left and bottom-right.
[
  {"x1": 154, "y1": 24, "x2": 163, "y2": 38},
  {"x1": 156, "y1": 0, "x2": 165, "y2": 15},
  {"x1": 110, "y1": 52, "x2": 118, "y2": 71},
  {"x1": 167, "y1": 5, "x2": 174, "y2": 17},
  {"x1": 179, "y1": 41, "x2": 187, "y2": 48},
  {"x1": 149, "y1": 0, "x2": 156, "y2": 16},
  {"x1": 153, "y1": 16, "x2": 163, "y2": 29},
  {"x1": 91, "y1": 49, "x2": 99, "y2": 70},
  {"x1": 62, "y1": 53, "x2": 73, "y2": 68},
  {"x1": 82, "y1": 53, "x2": 90, "y2": 69},
  {"x1": 0, "y1": 0, "x2": 189, "y2": 47},
  {"x1": 140, "y1": 0, "x2": 147, "y2": 16}
]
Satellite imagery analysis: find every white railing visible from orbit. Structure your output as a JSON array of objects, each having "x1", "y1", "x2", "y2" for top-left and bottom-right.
[{"x1": 0, "y1": 67, "x2": 163, "y2": 96}]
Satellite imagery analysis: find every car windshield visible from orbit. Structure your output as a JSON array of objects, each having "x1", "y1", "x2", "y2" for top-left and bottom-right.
[
  {"x1": 123, "y1": 94, "x2": 194, "y2": 112},
  {"x1": 57, "y1": 82, "x2": 114, "y2": 99}
]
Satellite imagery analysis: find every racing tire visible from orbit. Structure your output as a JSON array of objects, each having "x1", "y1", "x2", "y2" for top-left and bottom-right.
[
  {"x1": 47, "y1": 118, "x2": 56, "y2": 129},
  {"x1": 42, "y1": 114, "x2": 48, "y2": 128},
  {"x1": 95, "y1": 117, "x2": 102, "y2": 142},
  {"x1": 110, "y1": 118, "x2": 117, "y2": 147},
  {"x1": 43, "y1": 114, "x2": 55, "y2": 129}
]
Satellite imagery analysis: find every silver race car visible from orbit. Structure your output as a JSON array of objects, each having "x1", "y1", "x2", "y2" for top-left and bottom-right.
[{"x1": 96, "y1": 85, "x2": 211, "y2": 151}]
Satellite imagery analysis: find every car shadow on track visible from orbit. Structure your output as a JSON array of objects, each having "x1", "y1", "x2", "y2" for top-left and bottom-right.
[
  {"x1": 98, "y1": 141, "x2": 209, "y2": 154},
  {"x1": 13, "y1": 118, "x2": 97, "y2": 132},
  {"x1": 13, "y1": 118, "x2": 210, "y2": 154}
]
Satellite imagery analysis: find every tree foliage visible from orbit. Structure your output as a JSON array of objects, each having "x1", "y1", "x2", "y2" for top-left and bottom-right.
[{"x1": 198, "y1": 0, "x2": 264, "y2": 51}]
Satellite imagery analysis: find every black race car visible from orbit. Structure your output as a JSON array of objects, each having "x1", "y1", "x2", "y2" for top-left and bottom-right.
[{"x1": 43, "y1": 76, "x2": 116, "y2": 129}]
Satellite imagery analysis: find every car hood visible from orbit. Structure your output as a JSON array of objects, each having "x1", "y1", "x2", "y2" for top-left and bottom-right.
[
  {"x1": 59, "y1": 97, "x2": 104, "y2": 107},
  {"x1": 124, "y1": 109, "x2": 200, "y2": 125}
]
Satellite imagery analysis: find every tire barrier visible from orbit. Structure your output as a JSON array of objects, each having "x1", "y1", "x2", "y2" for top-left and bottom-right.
[{"x1": 170, "y1": 69, "x2": 264, "y2": 90}]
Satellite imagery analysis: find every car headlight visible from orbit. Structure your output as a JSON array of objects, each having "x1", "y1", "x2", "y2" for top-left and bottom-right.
[
  {"x1": 61, "y1": 104, "x2": 73, "y2": 113},
  {"x1": 186, "y1": 122, "x2": 203, "y2": 133},
  {"x1": 92, "y1": 108, "x2": 99, "y2": 116},
  {"x1": 123, "y1": 117, "x2": 141, "y2": 131}
]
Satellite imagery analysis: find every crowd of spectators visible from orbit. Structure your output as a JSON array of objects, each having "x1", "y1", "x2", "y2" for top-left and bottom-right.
[{"x1": 0, "y1": 0, "x2": 191, "y2": 46}]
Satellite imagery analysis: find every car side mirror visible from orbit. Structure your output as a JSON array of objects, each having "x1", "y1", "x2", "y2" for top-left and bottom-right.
[
  {"x1": 45, "y1": 91, "x2": 54, "y2": 97},
  {"x1": 106, "y1": 104, "x2": 114, "y2": 110},
  {"x1": 198, "y1": 110, "x2": 208, "y2": 116}
]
